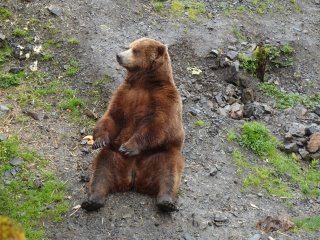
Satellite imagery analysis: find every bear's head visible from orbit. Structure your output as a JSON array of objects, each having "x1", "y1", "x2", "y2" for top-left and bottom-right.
[{"x1": 116, "y1": 38, "x2": 167, "y2": 71}]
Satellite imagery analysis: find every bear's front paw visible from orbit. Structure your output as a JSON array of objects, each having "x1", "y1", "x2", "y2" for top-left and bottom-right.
[
  {"x1": 81, "y1": 200, "x2": 104, "y2": 211},
  {"x1": 92, "y1": 135, "x2": 110, "y2": 150},
  {"x1": 119, "y1": 144, "x2": 139, "y2": 156}
]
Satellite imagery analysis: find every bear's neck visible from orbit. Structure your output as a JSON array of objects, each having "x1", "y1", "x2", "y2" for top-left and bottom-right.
[{"x1": 125, "y1": 62, "x2": 175, "y2": 88}]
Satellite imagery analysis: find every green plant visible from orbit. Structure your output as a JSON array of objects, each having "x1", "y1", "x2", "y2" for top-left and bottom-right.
[
  {"x1": 232, "y1": 27, "x2": 247, "y2": 41},
  {"x1": 65, "y1": 59, "x2": 80, "y2": 76},
  {"x1": 194, "y1": 119, "x2": 205, "y2": 127},
  {"x1": 227, "y1": 130, "x2": 237, "y2": 141},
  {"x1": 0, "y1": 136, "x2": 69, "y2": 239},
  {"x1": 67, "y1": 37, "x2": 80, "y2": 44},
  {"x1": 293, "y1": 216, "x2": 320, "y2": 231},
  {"x1": 24, "y1": 36, "x2": 34, "y2": 43},
  {"x1": 59, "y1": 98, "x2": 85, "y2": 112},
  {"x1": 151, "y1": 0, "x2": 165, "y2": 12},
  {"x1": 13, "y1": 28, "x2": 28, "y2": 37},
  {"x1": 239, "y1": 121, "x2": 278, "y2": 156},
  {"x1": 281, "y1": 43, "x2": 295, "y2": 55},
  {"x1": 43, "y1": 39, "x2": 63, "y2": 50},
  {"x1": 0, "y1": 71, "x2": 24, "y2": 89},
  {"x1": 43, "y1": 23, "x2": 60, "y2": 34},
  {"x1": 0, "y1": 7, "x2": 12, "y2": 20},
  {"x1": 169, "y1": 0, "x2": 206, "y2": 21},
  {"x1": 238, "y1": 43, "x2": 294, "y2": 75},
  {"x1": 41, "y1": 51, "x2": 54, "y2": 61},
  {"x1": 0, "y1": 44, "x2": 12, "y2": 64},
  {"x1": 170, "y1": 0, "x2": 184, "y2": 16}
]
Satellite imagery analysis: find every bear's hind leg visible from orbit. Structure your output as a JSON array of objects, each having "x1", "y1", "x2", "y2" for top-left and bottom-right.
[
  {"x1": 82, "y1": 149, "x2": 132, "y2": 211},
  {"x1": 135, "y1": 150, "x2": 185, "y2": 212},
  {"x1": 156, "y1": 151, "x2": 184, "y2": 212}
]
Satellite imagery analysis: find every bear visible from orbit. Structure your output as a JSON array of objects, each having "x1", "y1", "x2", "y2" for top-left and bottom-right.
[{"x1": 81, "y1": 38, "x2": 185, "y2": 212}]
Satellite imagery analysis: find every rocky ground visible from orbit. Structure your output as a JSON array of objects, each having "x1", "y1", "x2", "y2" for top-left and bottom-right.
[{"x1": 1, "y1": 0, "x2": 320, "y2": 239}]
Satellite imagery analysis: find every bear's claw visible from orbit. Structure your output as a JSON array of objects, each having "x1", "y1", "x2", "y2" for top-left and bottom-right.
[
  {"x1": 119, "y1": 144, "x2": 139, "y2": 156},
  {"x1": 81, "y1": 200, "x2": 104, "y2": 211},
  {"x1": 92, "y1": 139, "x2": 108, "y2": 150}
]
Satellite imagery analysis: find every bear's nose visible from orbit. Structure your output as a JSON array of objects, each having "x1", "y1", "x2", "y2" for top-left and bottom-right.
[{"x1": 116, "y1": 54, "x2": 122, "y2": 64}]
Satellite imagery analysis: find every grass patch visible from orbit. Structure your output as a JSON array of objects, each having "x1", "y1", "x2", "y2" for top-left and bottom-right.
[
  {"x1": 151, "y1": 0, "x2": 165, "y2": 13},
  {"x1": 231, "y1": 122, "x2": 320, "y2": 198},
  {"x1": 43, "y1": 23, "x2": 61, "y2": 34},
  {"x1": 232, "y1": 27, "x2": 247, "y2": 41},
  {"x1": 152, "y1": 0, "x2": 207, "y2": 21},
  {"x1": 219, "y1": 0, "x2": 301, "y2": 16},
  {"x1": 0, "y1": 136, "x2": 69, "y2": 239},
  {"x1": 65, "y1": 59, "x2": 80, "y2": 76},
  {"x1": 67, "y1": 37, "x2": 80, "y2": 44},
  {"x1": 293, "y1": 215, "x2": 320, "y2": 231},
  {"x1": 43, "y1": 39, "x2": 63, "y2": 50},
  {"x1": 227, "y1": 130, "x2": 237, "y2": 142},
  {"x1": 0, "y1": 44, "x2": 12, "y2": 64},
  {"x1": 260, "y1": 83, "x2": 320, "y2": 110},
  {"x1": 40, "y1": 50, "x2": 54, "y2": 61},
  {"x1": 239, "y1": 122, "x2": 278, "y2": 157},
  {"x1": 13, "y1": 28, "x2": 29, "y2": 38},
  {"x1": 0, "y1": 7, "x2": 12, "y2": 20},
  {"x1": 0, "y1": 71, "x2": 24, "y2": 89}
]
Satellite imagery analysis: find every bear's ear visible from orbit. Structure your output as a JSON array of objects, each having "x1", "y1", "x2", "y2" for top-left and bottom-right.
[{"x1": 157, "y1": 44, "x2": 166, "y2": 58}]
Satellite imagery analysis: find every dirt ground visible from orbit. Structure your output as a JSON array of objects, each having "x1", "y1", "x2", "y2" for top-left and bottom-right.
[{"x1": 1, "y1": 0, "x2": 320, "y2": 239}]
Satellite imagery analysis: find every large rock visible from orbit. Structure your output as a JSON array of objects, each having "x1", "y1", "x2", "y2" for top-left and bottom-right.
[
  {"x1": 0, "y1": 32, "x2": 5, "y2": 47},
  {"x1": 283, "y1": 142, "x2": 299, "y2": 153},
  {"x1": 0, "y1": 104, "x2": 10, "y2": 117},
  {"x1": 286, "y1": 123, "x2": 307, "y2": 137},
  {"x1": 241, "y1": 88, "x2": 255, "y2": 103},
  {"x1": 230, "y1": 102, "x2": 244, "y2": 119},
  {"x1": 314, "y1": 106, "x2": 320, "y2": 117},
  {"x1": 307, "y1": 132, "x2": 320, "y2": 153}
]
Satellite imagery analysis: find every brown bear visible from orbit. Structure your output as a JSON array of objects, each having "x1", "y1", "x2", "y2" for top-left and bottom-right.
[{"x1": 81, "y1": 38, "x2": 185, "y2": 212}]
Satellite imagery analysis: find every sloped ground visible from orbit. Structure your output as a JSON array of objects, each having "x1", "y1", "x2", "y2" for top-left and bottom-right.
[{"x1": 1, "y1": 0, "x2": 319, "y2": 239}]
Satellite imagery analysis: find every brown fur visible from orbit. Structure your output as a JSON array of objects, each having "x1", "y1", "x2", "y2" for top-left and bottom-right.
[{"x1": 81, "y1": 38, "x2": 185, "y2": 212}]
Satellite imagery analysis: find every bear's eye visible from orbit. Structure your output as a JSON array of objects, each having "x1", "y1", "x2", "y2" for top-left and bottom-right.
[{"x1": 132, "y1": 49, "x2": 140, "y2": 55}]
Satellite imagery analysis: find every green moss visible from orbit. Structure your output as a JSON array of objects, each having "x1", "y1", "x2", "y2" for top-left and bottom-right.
[
  {"x1": 232, "y1": 27, "x2": 247, "y2": 41},
  {"x1": 67, "y1": 37, "x2": 80, "y2": 44},
  {"x1": 166, "y1": 0, "x2": 207, "y2": 21},
  {"x1": 41, "y1": 50, "x2": 54, "y2": 61},
  {"x1": 151, "y1": 0, "x2": 165, "y2": 12},
  {"x1": 227, "y1": 130, "x2": 237, "y2": 141},
  {"x1": 293, "y1": 215, "x2": 320, "y2": 231},
  {"x1": 0, "y1": 71, "x2": 24, "y2": 89},
  {"x1": 43, "y1": 23, "x2": 61, "y2": 34},
  {"x1": 13, "y1": 28, "x2": 29, "y2": 37},
  {"x1": 43, "y1": 39, "x2": 63, "y2": 50},
  {"x1": 170, "y1": 0, "x2": 184, "y2": 16},
  {"x1": 0, "y1": 136, "x2": 69, "y2": 239},
  {"x1": 65, "y1": 59, "x2": 80, "y2": 76},
  {"x1": 194, "y1": 119, "x2": 205, "y2": 127},
  {"x1": 0, "y1": 7, "x2": 12, "y2": 20},
  {"x1": 0, "y1": 44, "x2": 13, "y2": 64}
]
